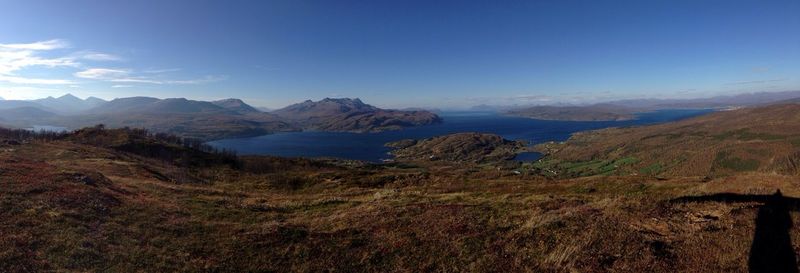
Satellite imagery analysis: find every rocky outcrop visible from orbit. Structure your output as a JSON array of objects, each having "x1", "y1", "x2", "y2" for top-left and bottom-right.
[{"x1": 386, "y1": 132, "x2": 527, "y2": 163}]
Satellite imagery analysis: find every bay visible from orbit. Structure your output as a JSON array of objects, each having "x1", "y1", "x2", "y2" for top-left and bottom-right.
[{"x1": 208, "y1": 109, "x2": 713, "y2": 162}]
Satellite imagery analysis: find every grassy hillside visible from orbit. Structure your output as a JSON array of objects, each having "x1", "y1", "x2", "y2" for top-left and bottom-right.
[
  {"x1": 530, "y1": 103, "x2": 800, "y2": 178},
  {"x1": 3, "y1": 124, "x2": 800, "y2": 272}
]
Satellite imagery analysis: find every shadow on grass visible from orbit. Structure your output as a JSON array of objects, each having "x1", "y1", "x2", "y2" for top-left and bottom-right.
[{"x1": 672, "y1": 190, "x2": 799, "y2": 273}]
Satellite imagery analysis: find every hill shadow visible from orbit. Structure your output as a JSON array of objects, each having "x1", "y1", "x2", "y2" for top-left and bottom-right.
[{"x1": 671, "y1": 190, "x2": 800, "y2": 273}]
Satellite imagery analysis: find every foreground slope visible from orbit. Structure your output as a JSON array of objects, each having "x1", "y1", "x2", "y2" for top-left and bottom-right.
[{"x1": 3, "y1": 124, "x2": 800, "y2": 272}]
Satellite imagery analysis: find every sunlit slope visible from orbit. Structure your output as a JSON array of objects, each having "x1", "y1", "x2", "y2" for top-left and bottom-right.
[{"x1": 534, "y1": 103, "x2": 800, "y2": 177}]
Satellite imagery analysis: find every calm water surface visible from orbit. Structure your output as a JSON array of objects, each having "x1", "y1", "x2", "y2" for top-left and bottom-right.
[{"x1": 208, "y1": 109, "x2": 713, "y2": 162}]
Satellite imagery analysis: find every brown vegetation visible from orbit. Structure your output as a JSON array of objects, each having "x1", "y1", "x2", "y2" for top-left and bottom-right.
[
  {"x1": 4, "y1": 106, "x2": 800, "y2": 272},
  {"x1": 533, "y1": 103, "x2": 800, "y2": 178}
]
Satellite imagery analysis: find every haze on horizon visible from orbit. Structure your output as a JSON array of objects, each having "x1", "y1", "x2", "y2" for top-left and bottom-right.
[{"x1": 1, "y1": 0, "x2": 798, "y2": 109}]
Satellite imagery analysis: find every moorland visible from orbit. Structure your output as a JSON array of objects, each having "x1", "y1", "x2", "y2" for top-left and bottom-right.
[{"x1": 3, "y1": 100, "x2": 800, "y2": 272}]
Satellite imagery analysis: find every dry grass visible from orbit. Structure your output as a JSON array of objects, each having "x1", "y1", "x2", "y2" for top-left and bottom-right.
[{"x1": 2, "y1": 135, "x2": 800, "y2": 272}]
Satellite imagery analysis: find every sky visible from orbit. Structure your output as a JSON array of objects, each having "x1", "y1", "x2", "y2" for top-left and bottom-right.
[{"x1": 0, "y1": 0, "x2": 798, "y2": 109}]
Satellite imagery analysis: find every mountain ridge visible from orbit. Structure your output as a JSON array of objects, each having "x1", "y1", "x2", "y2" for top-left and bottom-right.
[{"x1": 272, "y1": 98, "x2": 442, "y2": 132}]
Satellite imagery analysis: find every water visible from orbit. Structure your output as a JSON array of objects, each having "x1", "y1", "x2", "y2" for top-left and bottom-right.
[
  {"x1": 514, "y1": 152, "x2": 543, "y2": 162},
  {"x1": 28, "y1": 125, "x2": 69, "y2": 132},
  {"x1": 208, "y1": 109, "x2": 714, "y2": 162}
]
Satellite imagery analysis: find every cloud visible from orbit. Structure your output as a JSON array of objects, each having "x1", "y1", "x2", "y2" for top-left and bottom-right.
[
  {"x1": 74, "y1": 68, "x2": 161, "y2": 83},
  {"x1": 0, "y1": 39, "x2": 69, "y2": 50},
  {"x1": 74, "y1": 51, "x2": 123, "y2": 61},
  {"x1": 75, "y1": 67, "x2": 225, "y2": 85},
  {"x1": 164, "y1": 75, "x2": 227, "y2": 85},
  {"x1": 725, "y1": 78, "x2": 787, "y2": 85},
  {"x1": 1, "y1": 39, "x2": 223, "y2": 88},
  {"x1": 0, "y1": 39, "x2": 77, "y2": 84},
  {"x1": 111, "y1": 85, "x2": 133, "y2": 88},
  {"x1": 0, "y1": 75, "x2": 74, "y2": 85},
  {"x1": 74, "y1": 68, "x2": 130, "y2": 79},
  {"x1": 0, "y1": 85, "x2": 63, "y2": 100},
  {"x1": 143, "y1": 68, "x2": 181, "y2": 73}
]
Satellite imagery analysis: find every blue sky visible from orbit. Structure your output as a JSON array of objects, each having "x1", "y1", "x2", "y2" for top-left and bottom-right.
[{"x1": 0, "y1": 0, "x2": 798, "y2": 109}]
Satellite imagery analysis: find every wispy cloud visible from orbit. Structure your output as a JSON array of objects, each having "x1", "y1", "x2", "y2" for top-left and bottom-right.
[
  {"x1": 111, "y1": 84, "x2": 133, "y2": 88},
  {"x1": 143, "y1": 68, "x2": 181, "y2": 74},
  {"x1": 75, "y1": 67, "x2": 225, "y2": 85},
  {"x1": 0, "y1": 85, "x2": 62, "y2": 100},
  {"x1": 1, "y1": 39, "x2": 224, "y2": 89},
  {"x1": 0, "y1": 75, "x2": 74, "y2": 85},
  {"x1": 725, "y1": 78, "x2": 787, "y2": 85},
  {"x1": 164, "y1": 75, "x2": 227, "y2": 85},
  {"x1": 72, "y1": 51, "x2": 123, "y2": 61},
  {"x1": 0, "y1": 39, "x2": 77, "y2": 84},
  {"x1": 0, "y1": 39, "x2": 69, "y2": 50}
]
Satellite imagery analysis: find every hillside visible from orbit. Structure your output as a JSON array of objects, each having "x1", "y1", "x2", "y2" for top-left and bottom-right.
[
  {"x1": 531, "y1": 103, "x2": 800, "y2": 178},
  {"x1": 387, "y1": 132, "x2": 528, "y2": 163},
  {"x1": 272, "y1": 98, "x2": 442, "y2": 132},
  {"x1": 506, "y1": 104, "x2": 638, "y2": 121},
  {"x1": 4, "y1": 125, "x2": 800, "y2": 272}
]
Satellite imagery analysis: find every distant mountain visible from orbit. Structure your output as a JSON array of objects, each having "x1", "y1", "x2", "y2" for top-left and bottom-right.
[
  {"x1": 85, "y1": 97, "x2": 162, "y2": 113},
  {"x1": 88, "y1": 97, "x2": 251, "y2": 115},
  {"x1": 33, "y1": 94, "x2": 104, "y2": 114},
  {"x1": 272, "y1": 98, "x2": 442, "y2": 132},
  {"x1": 505, "y1": 91, "x2": 800, "y2": 121},
  {"x1": 608, "y1": 90, "x2": 800, "y2": 109},
  {"x1": 400, "y1": 107, "x2": 442, "y2": 113},
  {"x1": 85, "y1": 96, "x2": 107, "y2": 107},
  {"x1": 0, "y1": 95, "x2": 439, "y2": 139},
  {"x1": 60, "y1": 97, "x2": 294, "y2": 140},
  {"x1": 256, "y1": 106, "x2": 272, "y2": 112},
  {"x1": 506, "y1": 104, "x2": 638, "y2": 121},
  {"x1": 0, "y1": 107, "x2": 57, "y2": 121},
  {"x1": 212, "y1": 98, "x2": 260, "y2": 114},
  {"x1": 0, "y1": 100, "x2": 48, "y2": 110}
]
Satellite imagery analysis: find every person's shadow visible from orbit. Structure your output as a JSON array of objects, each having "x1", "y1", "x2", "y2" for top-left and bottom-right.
[{"x1": 671, "y1": 190, "x2": 800, "y2": 273}]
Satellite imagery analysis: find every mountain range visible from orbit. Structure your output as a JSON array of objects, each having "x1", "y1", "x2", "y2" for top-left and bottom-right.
[
  {"x1": 0, "y1": 95, "x2": 441, "y2": 140},
  {"x1": 506, "y1": 90, "x2": 800, "y2": 121}
]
